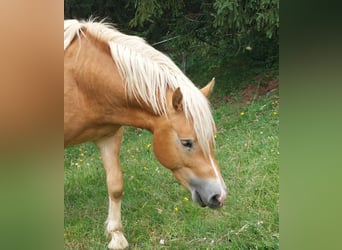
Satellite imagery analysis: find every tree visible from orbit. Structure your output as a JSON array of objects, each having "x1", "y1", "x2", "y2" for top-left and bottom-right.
[
  {"x1": 127, "y1": 0, "x2": 278, "y2": 67},
  {"x1": 64, "y1": 0, "x2": 279, "y2": 87},
  {"x1": 64, "y1": 0, "x2": 135, "y2": 32}
]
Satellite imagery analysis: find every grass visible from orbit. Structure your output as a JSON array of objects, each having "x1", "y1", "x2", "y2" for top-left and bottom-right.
[{"x1": 64, "y1": 85, "x2": 279, "y2": 249}]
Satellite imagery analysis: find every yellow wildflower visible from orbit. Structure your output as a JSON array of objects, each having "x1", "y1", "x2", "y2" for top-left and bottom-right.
[
  {"x1": 183, "y1": 197, "x2": 189, "y2": 202},
  {"x1": 240, "y1": 112, "x2": 245, "y2": 116},
  {"x1": 174, "y1": 207, "x2": 179, "y2": 212},
  {"x1": 273, "y1": 111, "x2": 278, "y2": 115},
  {"x1": 146, "y1": 143, "x2": 151, "y2": 149}
]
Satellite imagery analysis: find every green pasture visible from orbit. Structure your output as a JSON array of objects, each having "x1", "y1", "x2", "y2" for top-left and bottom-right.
[{"x1": 64, "y1": 83, "x2": 279, "y2": 249}]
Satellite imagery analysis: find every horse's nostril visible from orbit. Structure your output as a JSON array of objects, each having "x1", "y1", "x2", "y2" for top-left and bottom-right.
[{"x1": 208, "y1": 194, "x2": 221, "y2": 209}]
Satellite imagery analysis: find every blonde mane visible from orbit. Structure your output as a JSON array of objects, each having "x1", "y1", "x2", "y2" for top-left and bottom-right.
[{"x1": 64, "y1": 19, "x2": 215, "y2": 155}]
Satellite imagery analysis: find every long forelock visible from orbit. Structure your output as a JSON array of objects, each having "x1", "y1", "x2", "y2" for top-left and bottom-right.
[{"x1": 64, "y1": 18, "x2": 216, "y2": 155}]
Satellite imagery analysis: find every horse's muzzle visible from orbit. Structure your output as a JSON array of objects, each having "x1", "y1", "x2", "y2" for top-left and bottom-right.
[{"x1": 190, "y1": 178, "x2": 227, "y2": 209}]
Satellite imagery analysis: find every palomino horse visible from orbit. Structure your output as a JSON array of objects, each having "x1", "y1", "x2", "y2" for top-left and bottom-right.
[{"x1": 64, "y1": 19, "x2": 227, "y2": 249}]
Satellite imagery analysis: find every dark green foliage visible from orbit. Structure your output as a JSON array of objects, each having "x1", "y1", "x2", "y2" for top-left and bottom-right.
[
  {"x1": 64, "y1": 0, "x2": 278, "y2": 92},
  {"x1": 213, "y1": 0, "x2": 279, "y2": 39},
  {"x1": 64, "y1": 0, "x2": 135, "y2": 32}
]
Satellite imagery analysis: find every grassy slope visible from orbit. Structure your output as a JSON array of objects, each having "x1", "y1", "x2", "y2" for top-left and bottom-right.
[{"x1": 64, "y1": 82, "x2": 279, "y2": 249}]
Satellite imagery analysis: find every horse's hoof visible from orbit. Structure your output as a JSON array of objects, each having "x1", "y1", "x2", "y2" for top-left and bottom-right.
[{"x1": 107, "y1": 231, "x2": 129, "y2": 250}]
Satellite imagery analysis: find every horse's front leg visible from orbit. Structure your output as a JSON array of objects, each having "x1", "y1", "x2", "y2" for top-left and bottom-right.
[{"x1": 95, "y1": 127, "x2": 128, "y2": 250}]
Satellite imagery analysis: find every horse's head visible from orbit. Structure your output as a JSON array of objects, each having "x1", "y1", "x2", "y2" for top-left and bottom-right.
[{"x1": 152, "y1": 79, "x2": 227, "y2": 209}]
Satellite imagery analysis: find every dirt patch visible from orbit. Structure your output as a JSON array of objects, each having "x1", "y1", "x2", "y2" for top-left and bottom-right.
[
  {"x1": 241, "y1": 77, "x2": 279, "y2": 104},
  {"x1": 213, "y1": 75, "x2": 279, "y2": 106}
]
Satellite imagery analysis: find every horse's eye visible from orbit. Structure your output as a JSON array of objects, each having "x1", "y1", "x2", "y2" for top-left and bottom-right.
[{"x1": 180, "y1": 139, "x2": 193, "y2": 150}]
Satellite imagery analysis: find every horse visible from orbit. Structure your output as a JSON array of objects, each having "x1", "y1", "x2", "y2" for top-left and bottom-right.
[{"x1": 64, "y1": 19, "x2": 227, "y2": 250}]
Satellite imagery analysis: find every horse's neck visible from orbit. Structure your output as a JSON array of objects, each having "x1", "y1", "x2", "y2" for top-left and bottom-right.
[{"x1": 70, "y1": 34, "x2": 162, "y2": 133}]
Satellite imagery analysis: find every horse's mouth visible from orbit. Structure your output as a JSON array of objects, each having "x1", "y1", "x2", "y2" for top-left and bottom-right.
[
  {"x1": 193, "y1": 191, "x2": 207, "y2": 207},
  {"x1": 189, "y1": 178, "x2": 227, "y2": 209}
]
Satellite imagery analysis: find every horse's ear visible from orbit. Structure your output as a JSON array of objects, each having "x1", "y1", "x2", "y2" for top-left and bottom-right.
[
  {"x1": 172, "y1": 87, "x2": 183, "y2": 112},
  {"x1": 200, "y1": 77, "x2": 215, "y2": 98}
]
